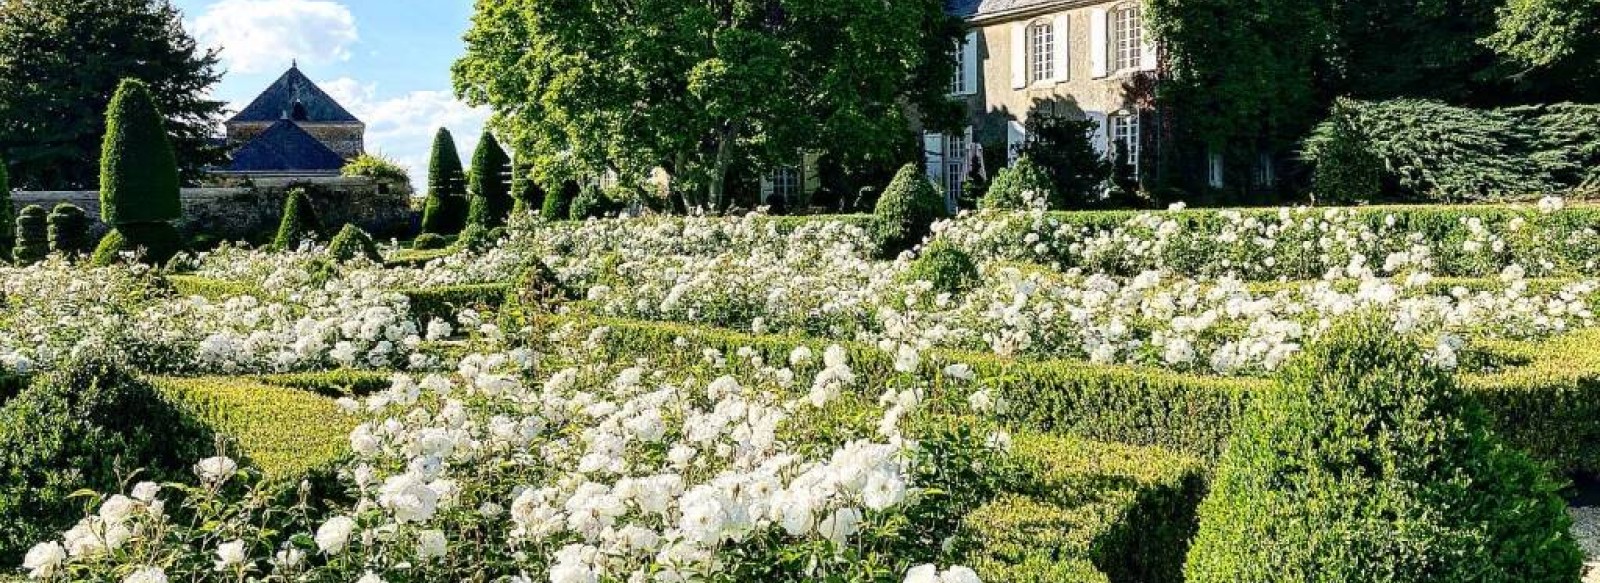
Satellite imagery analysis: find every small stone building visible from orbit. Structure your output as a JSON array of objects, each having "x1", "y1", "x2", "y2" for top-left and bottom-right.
[{"x1": 219, "y1": 63, "x2": 366, "y2": 176}]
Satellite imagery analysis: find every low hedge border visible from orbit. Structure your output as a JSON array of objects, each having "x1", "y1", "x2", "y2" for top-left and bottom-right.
[
  {"x1": 525, "y1": 313, "x2": 1600, "y2": 476},
  {"x1": 254, "y1": 370, "x2": 396, "y2": 397},
  {"x1": 151, "y1": 376, "x2": 357, "y2": 480},
  {"x1": 399, "y1": 283, "x2": 512, "y2": 326},
  {"x1": 958, "y1": 432, "x2": 1205, "y2": 583},
  {"x1": 166, "y1": 274, "x2": 266, "y2": 300}
]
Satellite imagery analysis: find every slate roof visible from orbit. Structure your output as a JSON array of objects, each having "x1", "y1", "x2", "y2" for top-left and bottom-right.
[
  {"x1": 227, "y1": 65, "x2": 361, "y2": 124},
  {"x1": 946, "y1": 0, "x2": 1076, "y2": 19},
  {"x1": 226, "y1": 120, "x2": 348, "y2": 172}
]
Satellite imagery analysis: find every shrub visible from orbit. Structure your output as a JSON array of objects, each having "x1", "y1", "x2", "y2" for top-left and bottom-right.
[
  {"x1": 511, "y1": 159, "x2": 545, "y2": 215},
  {"x1": 454, "y1": 223, "x2": 492, "y2": 252},
  {"x1": 12, "y1": 205, "x2": 46, "y2": 263},
  {"x1": 420, "y1": 128, "x2": 468, "y2": 234},
  {"x1": 872, "y1": 164, "x2": 949, "y2": 257},
  {"x1": 90, "y1": 229, "x2": 127, "y2": 266},
  {"x1": 46, "y1": 203, "x2": 90, "y2": 256},
  {"x1": 0, "y1": 356, "x2": 212, "y2": 564},
  {"x1": 340, "y1": 152, "x2": 412, "y2": 189},
  {"x1": 412, "y1": 233, "x2": 449, "y2": 250},
  {"x1": 1019, "y1": 116, "x2": 1113, "y2": 208},
  {"x1": 1185, "y1": 315, "x2": 1583, "y2": 582},
  {"x1": 98, "y1": 79, "x2": 180, "y2": 225},
  {"x1": 272, "y1": 188, "x2": 322, "y2": 251},
  {"x1": 1302, "y1": 99, "x2": 1390, "y2": 204},
  {"x1": 569, "y1": 183, "x2": 608, "y2": 221},
  {"x1": 543, "y1": 180, "x2": 578, "y2": 221},
  {"x1": 901, "y1": 239, "x2": 980, "y2": 295},
  {"x1": 982, "y1": 156, "x2": 1057, "y2": 210},
  {"x1": 90, "y1": 222, "x2": 183, "y2": 266},
  {"x1": 466, "y1": 130, "x2": 513, "y2": 228},
  {"x1": 327, "y1": 223, "x2": 382, "y2": 263},
  {"x1": 0, "y1": 158, "x2": 12, "y2": 262}
]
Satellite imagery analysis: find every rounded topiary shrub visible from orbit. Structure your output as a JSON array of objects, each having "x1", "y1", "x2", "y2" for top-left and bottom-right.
[
  {"x1": 272, "y1": 188, "x2": 323, "y2": 252},
  {"x1": 12, "y1": 205, "x2": 47, "y2": 264},
  {"x1": 0, "y1": 356, "x2": 212, "y2": 564},
  {"x1": 542, "y1": 180, "x2": 578, "y2": 221},
  {"x1": 1185, "y1": 315, "x2": 1583, "y2": 583},
  {"x1": 46, "y1": 203, "x2": 90, "y2": 257},
  {"x1": 872, "y1": 163, "x2": 950, "y2": 258},
  {"x1": 981, "y1": 155, "x2": 1057, "y2": 210},
  {"x1": 454, "y1": 223, "x2": 492, "y2": 252},
  {"x1": 327, "y1": 223, "x2": 383, "y2": 263},
  {"x1": 412, "y1": 233, "x2": 449, "y2": 250},
  {"x1": 569, "y1": 183, "x2": 608, "y2": 221},
  {"x1": 900, "y1": 239, "x2": 980, "y2": 295},
  {"x1": 1306, "y1": 99, "x2": 1386, "y2": 205}
]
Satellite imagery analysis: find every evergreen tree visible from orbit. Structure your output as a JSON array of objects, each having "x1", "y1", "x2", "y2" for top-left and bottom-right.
[
  {"x1": 272, "y1": 189, "x2": 323, "y2": 251},
  {"x1": 0, "y1": 0, "x2": 224, "y2": 189},
  {"x1": 420, "y1": 128, "x2": 468, "y2": 234},
  {"x1": 1020, "y1": 114, "x2": 1113, "y2": 209},
  {"x1": 95, "y1": 79, "x2": 183, "y2": 264},
  {"x1": 510, "y1": 158, "x2": 545, "y2": 216},
  {"x1": 466, "y1": 130, "x2": 513, "y2": 228}
]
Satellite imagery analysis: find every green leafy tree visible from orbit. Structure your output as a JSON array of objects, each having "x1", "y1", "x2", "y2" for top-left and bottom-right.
[
  {"x1": 0, "y1": 0, "x2": 224, "y2": 189},
  {"x1": 420, "y1": 128, "x2": 468, "y2": 234},
  {"x1": 1483, "y1": 0, "x2": 1600, "y2": 97},
  {"x1": 1186, "y1": 315, "x2": 1582, "y2": 582},
  {"x1": 453, "y1": 0, "x2": 963, "y2": 211},
  {"x1": 467, "y1": 130, "x2": 513, "y2": 228}
]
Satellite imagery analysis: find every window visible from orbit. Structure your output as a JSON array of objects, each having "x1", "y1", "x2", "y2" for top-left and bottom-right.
[
  {"x1": 771, "y1": 167, "x2": 800, "y2": 201},
  {"x1": 1112, "y1": 5, "x2": 1143, "y2": 72},
  {"x1": 1028, "y1": 20, "x2": 1054, "y2": 83},
  {"x1": 950, "y1": 39, "x2": 967, "y2": 94},
  {"x1": 1111, "y1": 112, "x2": 1140, "y2": 169},
  {"x1": 1253, "y1": 152, "x2": 1275, "y2": 188},
  {"x1": 944, "y1": 132, "x2": 969, "y2": 202}
]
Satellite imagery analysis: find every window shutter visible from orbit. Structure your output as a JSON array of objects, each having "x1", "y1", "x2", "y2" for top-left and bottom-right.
[
  {"x1": 962, "y1": 31, "x2": 980, "y2": 95},
  {"x1": 803, "y1": 152, "x2": 822, "y2": 197},
  {"x1": 1086, "y1": 111, "x2": 1109, "y2": 157},
  {"x1": 1208, "y1": 148, "x2": 1224, "y2": 188},
  {"x1": 1052, "y1": 15, "x2": 1070, "y2": 83},
  {"x1": 1090, "y1": 9, "x2": 1108, "y2": 78},
  {"x1": 924, "y1": 132, "x2": 945, "y2": 185},
  {"x1": 1011, "y1": 23, "x2": 1027, "y2": 89},
  {"x1": 760, "y1": 176, "x2": 774, "y2": 199},
  {"x1": 1141, "y1": 30, "x2": 1158, "y2": 71},
  {"x1": 1006, "y1": 121, "x2": 1026, "y2": 164}
]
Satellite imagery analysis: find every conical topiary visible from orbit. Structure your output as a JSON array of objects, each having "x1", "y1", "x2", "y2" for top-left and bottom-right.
[
  {"x1": 272, "y1": 188, "x2": 323, "y2": 251},
  {"x1": 872, "y1": 163, "x2": 950, "y2": 257},
  {"x1": 420, "y1": 128, "x2": 468, "y2": 235},
  {"x1": 12, "y1": 205, "x2": 47, "y2": 263},
  {"x1": 466, "y1": 130, "x2": 513, "y2": 228},
  {"x1": 99, "y1": 79, "x2": 180, "y2": 225},
  {"x1": 327, "y1": 223, "x2": 383, "y2": 263},
  {"x1": 510, "y1": 158, "x2": 545, "y2": 216},
  {"x1": 542, "y1": 180, "x2": 578, "y2": 221},
  {"x1": 46, "y1": 203, "x2": 90, "y2": 257},
  {"x1": 1184, "y1": 315, "x2": 1583, "y2": 582},
  {"x1": 0, "y1": 159, "x2": 13, "y2": 263}
]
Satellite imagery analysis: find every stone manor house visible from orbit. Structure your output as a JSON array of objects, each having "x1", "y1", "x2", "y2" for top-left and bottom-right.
[{"x1": 214, "y1": 63, "x2": 367, "y2": 177}]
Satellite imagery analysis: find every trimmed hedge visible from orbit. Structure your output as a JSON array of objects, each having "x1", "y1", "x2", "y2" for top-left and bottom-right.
[
  {"x1": 151, "y1": 377, "x2": 357, "y2": 480},
  {"x1": 166, "y1": 275, "x2": 266, "y2": 300},
  {"x1": 959, "y1": 433, "x2": 1205, "y2": 583},
  {"x1": 327, "y1": 223, "x2": 383, "y2": 263},
  {"x1": 272, "y1": 188, "x2": 323, "y2": 251},
  {"x1": 253, "y1": 370, "x2": 395, "y2": 398},
  {"x1": 11, "y1": 205, "x2": 46, "y2": 263},
  {"x1": 98, "y1": 79, "x2": 180, "y2": 225},
  {"x1": 46, "y1": 203, "x2": 90, "y2": 256},
  {"x1": 398, "y1": 283, "x2": 512, "y2": 326},
  {"x1": 901, "y1": 239, "x2": 980, "y2": 295},
  {"x1": 90, "y1": 222, "x2": 183, "y2": 267}
]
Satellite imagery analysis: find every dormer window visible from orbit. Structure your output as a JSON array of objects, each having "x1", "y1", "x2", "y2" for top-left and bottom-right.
[{"x1": 290, "y1": 100, "x2": 309, "y2": 121}]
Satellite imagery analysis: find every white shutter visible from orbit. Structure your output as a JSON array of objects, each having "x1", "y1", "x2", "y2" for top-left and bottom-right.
[
  {"x1": 1010, "y1": 23, "x2": 1027, "y2": 89},
  {"x1": 1208, "y1": 149, "x2": 1224, "y2": 188},
  {"x1": 1052, "y1": 15, "x2": 1070, "y2": 83},
  {"x1": 924, "y1": 132, "x2": 945, "y2": 185},
  {"x1": 1090, "y1": 9, "x2": 1108, "y2": 78},
  {"x1": 962, "y1": 31, "x2": 980, "y2": 95},
  {"x1": 1086, "y1": 112, "x2": 1109, "y2": 157},
  {"x1": 1006, "y1": 120, "x2": 1026, "y2": 164},
  {"x1": 1141, "y1": 28, "x2": 1158, "y2": 71}
]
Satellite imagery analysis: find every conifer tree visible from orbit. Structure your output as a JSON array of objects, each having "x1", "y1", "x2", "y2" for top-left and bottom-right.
[
  {"x1": 466, "y1": 130, "x2": 513, "y2": 228},
  {"x1": 92, "y1": 79, "x2": 182, "y2": 265},
  {"x1": 420, "y1": 128, "x2": 468, "y2": 234}
]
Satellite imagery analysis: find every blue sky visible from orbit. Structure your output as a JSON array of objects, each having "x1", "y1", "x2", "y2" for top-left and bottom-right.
[{"x1": 170, "y1": 0, "x2": 490, "y2": 185}]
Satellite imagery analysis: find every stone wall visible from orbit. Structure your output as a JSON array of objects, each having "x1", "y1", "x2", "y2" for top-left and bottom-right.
[{"x1": 10, "y1": 176, "x2": 416, "y2": 245}]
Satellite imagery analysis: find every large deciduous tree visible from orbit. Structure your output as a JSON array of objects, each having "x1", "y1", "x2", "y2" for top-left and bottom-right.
[
  {"x1": 1482, "y1": 0, "x2": 1600, "y2": 98},
  {"x1": 453, "y1": 0, "x2": 963, "y2": 212},
  {"x1": 0, "y1": 0, "x2": 225, "y2": 190}
]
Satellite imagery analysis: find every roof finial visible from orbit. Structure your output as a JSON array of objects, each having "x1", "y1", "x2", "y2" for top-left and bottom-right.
[{"x1": 291, "y1": 58, "x2": 298, "y2": 69}]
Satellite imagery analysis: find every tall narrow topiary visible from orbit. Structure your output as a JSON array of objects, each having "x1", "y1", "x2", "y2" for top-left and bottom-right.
[
  {"x1": 0, "y1": 159, "x2": 12, "y2": 263},
  {"x1": 97, "y1": 79, "x2": 183, "y2": 264},
  {"x1": 46, "y1": 203, "x2": 89, "y2": 257},
  {"x1": 542, "y1": 180, "x2": 578, "y2": 221},
  {"x1": 466, "y1": 130, "x2": 514, "y2": 228},
  {"x1": 272, "y1": 188, "x2": 323, "y2": 251},
  {"x1": 872, "y1": 163, "x2": 950, "y2": 258},
  {"x1": 1185, "y1": 315, "x2": 1583, "y2": 582},
  {"x1": 511, "y1": 158, "x2": 545, "y2": 216},
  {"x1": 12, "y1": 206, "x2": 47, "y2": 264},
  {"x1": 420, "y1": 128, "x2": 468, "y2": 235}
]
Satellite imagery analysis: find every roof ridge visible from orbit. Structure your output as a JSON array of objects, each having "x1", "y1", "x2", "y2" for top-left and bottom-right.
[{"x1": 226, "y1": 66, "x2": 362, "y2": 125}]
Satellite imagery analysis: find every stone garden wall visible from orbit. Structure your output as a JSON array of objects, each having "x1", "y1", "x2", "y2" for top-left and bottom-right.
[{"x1": 9, "y1": 176, "x2": 417, "y2": 244}]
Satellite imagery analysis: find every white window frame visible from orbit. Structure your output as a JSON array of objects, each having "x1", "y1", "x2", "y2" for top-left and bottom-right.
[
  {"x1": 1110, "y1": 112, "x2": 1140, "y2": 169},
  {"x1": 950, "y1": 41, "x2": 966, "y2": 94},
  {"x1": 1111, "y1": 5, "x2": 1144, "y2": 73},
  {"x1": 1028, "y1": 19, "x2": 1055, "y2": 84},
  {"x1": 944, "y1": 131, "x2": 970, "y2": 203},
  {"x1": 770, "y1": 167, "x2": 800, "y2": 201}
]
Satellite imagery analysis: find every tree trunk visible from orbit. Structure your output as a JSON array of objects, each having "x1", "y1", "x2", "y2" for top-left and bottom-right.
[{"x1": 708, "y1": 120, "x2": 741, "y2": 213}]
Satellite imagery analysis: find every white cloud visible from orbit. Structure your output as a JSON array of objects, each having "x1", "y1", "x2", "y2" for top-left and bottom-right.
[
  {"x1": 193, "y1": 0, "x2": 359, "y2": 74},
  {"x1": 323, "y1": 78, "x2": 492, "y2": 188}
]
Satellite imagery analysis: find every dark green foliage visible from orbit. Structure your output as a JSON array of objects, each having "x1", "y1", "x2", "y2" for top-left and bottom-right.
[
  {"x1": 420, "y1": 128, "x2": 468, "y2": 234},
  {"x1": 542, "y1": 180, "x2": 578, "y2": 221},
  {"x1": 89, "y1": 222, "x2": 181, "y2": 266},
  {"x1": 412, "y1": 233, "x2": 449, "y2": 250},
  {"x1": 1303, "y1": 99, "x2": 1385, "y2": 204},
  {"x1": 0, "y1": 356, "x2": 212, "y2": 563},
  {"x1": 466, "y1": 130, "x2": 513, "y2": 228},
  {"x1": 0, "y1": 158, "x2": 11, "y2": 262},
  {"x1": 981, "y1": 156, "x2": 1058, "y2": 210},
  {"x1": 453, "y1": 223, "x2": 492, "y2": 252},
  {"x1": 326, "y1": 223, "x2": 382, "y2": 263},
  {"x1": 1483, "y1": 0, "x2": 1600, "y2": 100},
  {"x1": 46, "y1": 203, "x2": 90, "y2": 256},
  {"x1": 901, "y1": 239, "x2": 979, "y2": 295},
  {"x1": 12, "y1": 205, "x2": 46, "y2": 263},
  {"x1": 568, "y1": 183, "x2": 608, "y2": 220},
  {"x1": 1019, "y1": 116, "x2": 1113, "y2": 208},
  {"x1": 872, "y1": 164, "x2": 949, "y2": 257},
  {"x1": 98, "y1": 79, "x2": 181, "y2": 225},
  {"x1": 1185, "y1": 316, "x2": 1582, "y2": 582},
  {"x1": 0, "y1": 0, "x2": 225, "y2": 190},
  {"x1": 272, "y1": 189, "x2": 322, "y2": 251},
  {"x1": 488, "y1": 226, "x2": 508, "y2": 242},
  {"x1": 510, "y1": 159, "x2": 545, "y2": 215},
  {"x1": 400, "y1": 283, "x2": 512, "y2": 327}
]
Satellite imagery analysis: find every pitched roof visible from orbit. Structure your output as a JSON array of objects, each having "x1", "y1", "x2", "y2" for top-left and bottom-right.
[
  {"x1": 227, "y1": 65, "x2": 361, "y2": 124},
  {"x1": 227, "y1": 120, "x2": 348, "y2": 172},
  {"x1": 946, "y1": 0, "x2": 1076, "y2": 20}
]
